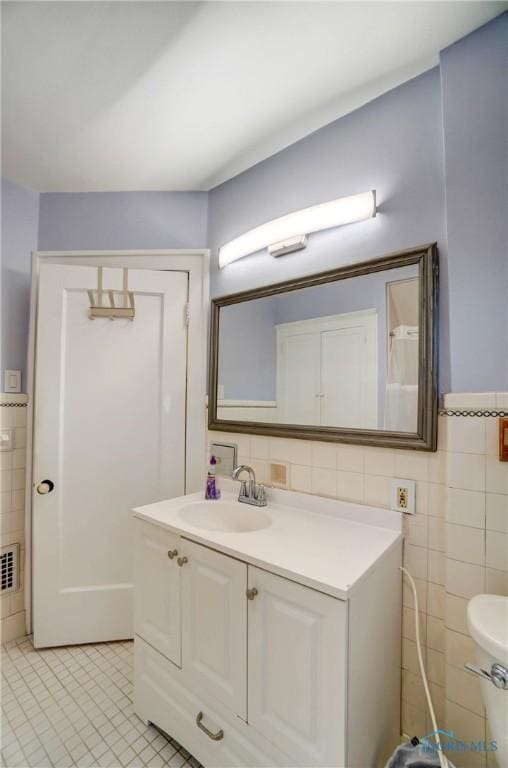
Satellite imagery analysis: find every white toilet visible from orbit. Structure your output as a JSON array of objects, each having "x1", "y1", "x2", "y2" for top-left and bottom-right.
[{"x1": 467, "y1": 594, "x2": 508, "y2": 768}]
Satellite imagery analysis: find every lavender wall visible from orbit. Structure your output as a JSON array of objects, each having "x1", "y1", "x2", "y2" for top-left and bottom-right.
[
  {"x1": 209, "y1": 16, "x2": 508, "y2": 395},
  {"x1": 1, "y1": 188, "x2": 208, "y2": 388},
  {"x1": 219, "y1": 295, "x2": 278, "y2": 401},
  {"x1": 2, "y1": 15, "x2": 506, "y2": 397},
  {"x1": 440, "y1": 14, "x2": 508, "y2": 392},
  {"x1": 208, "y1": 67, "x2": 450, "y2": 394},
  {"x1": 38, "y1": 191, "x2": 208, "y2": 251},
  {"x1": 1, "y1": 179, "x2": 39, "y2": 387}
]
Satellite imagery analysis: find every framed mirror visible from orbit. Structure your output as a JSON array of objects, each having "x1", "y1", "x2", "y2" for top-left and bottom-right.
[{"x1": 209, "y1": 243, "x2": 438, "y2": 450}]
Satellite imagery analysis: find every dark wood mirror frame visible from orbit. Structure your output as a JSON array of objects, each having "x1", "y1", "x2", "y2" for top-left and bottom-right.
[{"x1": 208, "y1": 243, "x2": 438, "y2": 451}]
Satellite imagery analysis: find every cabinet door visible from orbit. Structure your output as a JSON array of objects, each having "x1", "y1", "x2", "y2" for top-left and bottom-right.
[
  {"x1": 248, "y1": 567, "x2": 347, "y2": 767},
  {"x1": 134, "y1": 519, "x2": 181, "y2": 667},
  {"x1": 182, "y1": 540, "x2": 247, "y2": 720}
]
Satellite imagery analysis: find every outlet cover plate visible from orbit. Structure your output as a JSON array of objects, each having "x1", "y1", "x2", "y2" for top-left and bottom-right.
[{"x1": 391, "y1": 478, "x2": 416, "y2": 514}]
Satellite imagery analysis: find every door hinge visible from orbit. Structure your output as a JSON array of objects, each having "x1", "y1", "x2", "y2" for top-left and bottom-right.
[{"x1": 185, "y1": 303, "x2": 190, "y2": 326}]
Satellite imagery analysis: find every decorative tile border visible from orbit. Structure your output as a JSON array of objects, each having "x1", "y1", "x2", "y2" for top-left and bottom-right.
[
  {"x1": 0, "y1": 393, "x2": 28, "y2": 405},
  {"x1": 439, "y1": 409, "x2": 508, "y2": 417}
]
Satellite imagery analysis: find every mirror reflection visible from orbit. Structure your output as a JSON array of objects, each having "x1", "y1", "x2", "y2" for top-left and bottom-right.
[{"x1": 217, "y1": 264, "x2": 420, "y2": 432}]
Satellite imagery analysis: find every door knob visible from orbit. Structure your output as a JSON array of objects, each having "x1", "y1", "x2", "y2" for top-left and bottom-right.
[
  {"x1": 37, "y1": 480, "x2": 54, "y2": 495},
  {"x1": 177, "y1": 556, "x2": 188, "y2": 567},
  {"x1": 167, "y1": 549, "x2": 178, "y2": 560},
  {"x1": 246, "y1": 587, "x2": 258, "y2": 600}
]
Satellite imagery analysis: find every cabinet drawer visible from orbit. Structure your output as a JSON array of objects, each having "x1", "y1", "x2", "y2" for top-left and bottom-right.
[
  {"x1": 134, "y1": 519, "x2": 181, "y2": 667},
  {"x1": 135, "y1": 636, "x2": 291, "y2": 768}
]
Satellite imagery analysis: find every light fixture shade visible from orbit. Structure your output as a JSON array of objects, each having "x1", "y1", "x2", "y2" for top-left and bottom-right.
[{"x1": 218, "y1": 190, "x2": 376, "y2": 268}]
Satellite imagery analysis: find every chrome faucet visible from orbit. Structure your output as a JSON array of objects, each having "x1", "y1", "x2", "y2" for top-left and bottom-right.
[{"x1": 232, "y1": 465, "x2": 267, "y2": 507}]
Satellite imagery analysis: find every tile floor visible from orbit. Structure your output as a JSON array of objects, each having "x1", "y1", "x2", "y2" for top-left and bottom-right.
[{"x1": 0, "y1": 637, "x2": 203, "y2": 768}]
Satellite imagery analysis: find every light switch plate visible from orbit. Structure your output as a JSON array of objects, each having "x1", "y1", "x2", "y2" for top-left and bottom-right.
[
  {"x1": 210, "y1": 442, "x2": 238, "y2": 478},
  {"x1": 391, "y1": 478, "x2": 416, "y2": 514},
  {"x1": 4, "y1": 370, "x2": 21, "y2": 393}
]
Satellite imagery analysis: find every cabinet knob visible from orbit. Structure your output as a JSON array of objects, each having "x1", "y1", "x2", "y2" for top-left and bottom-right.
[
  {"x1": 167, "y1": 549, "x2": 178, "y2": 560},
  {"x1": 246, "y1": 587, "x2": 258, "y2": 600},
  {"x1": 177, "y1": 556, "x2": 188, "y2": 567}
]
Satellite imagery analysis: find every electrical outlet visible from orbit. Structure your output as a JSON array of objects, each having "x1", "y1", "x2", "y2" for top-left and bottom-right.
[
  {"x1": 397, "y1": 486, "x2": 408, "y2": 509},
  {"x1": 391, "y1": 478, "x2": 416, "y2": 514}
]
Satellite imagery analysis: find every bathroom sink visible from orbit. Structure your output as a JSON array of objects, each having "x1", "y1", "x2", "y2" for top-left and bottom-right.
[{"x1": 179, "y1": 500, "x2": 271, "y2": 533}]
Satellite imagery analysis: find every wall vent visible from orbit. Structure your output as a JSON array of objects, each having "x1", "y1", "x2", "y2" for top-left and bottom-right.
[
  {"x1": 270, "y1": 462, "x2": 288, "y2": 488},
  {"x1": 1, "y1": 544, "x2": 19, "y2": 593}
]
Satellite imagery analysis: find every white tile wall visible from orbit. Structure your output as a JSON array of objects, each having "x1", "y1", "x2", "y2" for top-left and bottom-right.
[
  {"x1": 209, "y1": 392, "x2": 508, "y2": 765},
  {"x1": 0, "y1": 395, "x2": 27, "y2": 644},
  {"x1": 441, "y1": 394, "x2": 508, "y2": 766},
  {"x1": 208, "y1": 419, "x2": 449, "y2": 741},
  {"x1": 4, "y1": 391, "x2": 506, "y2": 766}
]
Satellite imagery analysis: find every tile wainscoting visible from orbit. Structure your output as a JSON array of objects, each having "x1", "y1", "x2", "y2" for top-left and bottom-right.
[
  {"x1": 441, "y1": 393, "x2": 508, "y2": 768},
  {"x1": 209, "y1": 392, "x2": 508, "y2": 767},
  {"x1": 0, "y1": 394, "x2": 27, "y2": 643},
  {"x1": 2, "y1": 390, "x2": 506, "y2": 767}
]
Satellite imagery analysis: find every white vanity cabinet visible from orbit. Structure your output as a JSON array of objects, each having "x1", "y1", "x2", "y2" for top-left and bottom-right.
[{"x1": 133, "y1": 491, "x2": 402, "y2": 768}]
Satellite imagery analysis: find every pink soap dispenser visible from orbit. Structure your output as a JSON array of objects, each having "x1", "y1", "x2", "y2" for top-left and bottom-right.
[{"x1": 205, "y1": 455, "x2": 221, "y2": 500}]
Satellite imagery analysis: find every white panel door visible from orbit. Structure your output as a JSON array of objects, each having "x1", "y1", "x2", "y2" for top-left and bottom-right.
[
  {"x1": 276, "y1": 311, "x2": 377, "y2": 429},
  {"x1": 182, "y1": 540, "x2": 247, "y2": 720},
  {"x1": 321, "y1": 326, "x2": 363, "y2": 427},
  {"x1": 277, "y1": 332, "x2": 320, "y2": 424},
  {"x1": 320, "y1": 318, "x2": 377, "y2": 428},
  {"x1": 134, "y1": 519, "x2": 181, "y2": 667},
  {"x1": 248, "y1": 566, "x2": 347, "y2": 767},
  {"x1": 33, "y1": 264, "x2": 188, "y2": 648}
]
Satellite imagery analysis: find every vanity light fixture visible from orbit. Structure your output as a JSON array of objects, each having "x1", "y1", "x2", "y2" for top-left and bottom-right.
[{"x1": 218, "y1": 189, "x2": 376, "y2": 268}]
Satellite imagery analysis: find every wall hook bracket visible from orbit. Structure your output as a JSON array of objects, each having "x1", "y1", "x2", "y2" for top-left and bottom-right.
[{"x1": 88, "y1": 267, "x2": 135, "y2": 320}]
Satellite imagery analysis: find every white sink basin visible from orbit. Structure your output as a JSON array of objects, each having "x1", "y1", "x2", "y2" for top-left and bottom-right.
[{"x1": 179, "y1": 500, "x2": 271, "y2": 533}]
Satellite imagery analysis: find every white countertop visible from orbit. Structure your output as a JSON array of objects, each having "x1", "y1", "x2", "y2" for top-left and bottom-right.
[{"x1": 133, "y1": 481, "x2": 402, "y2": 600}]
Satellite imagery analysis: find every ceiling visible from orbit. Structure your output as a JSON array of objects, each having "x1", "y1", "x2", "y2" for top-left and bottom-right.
[{"x1": 2, "y1": 1, "x2": 506, "y2": 193}]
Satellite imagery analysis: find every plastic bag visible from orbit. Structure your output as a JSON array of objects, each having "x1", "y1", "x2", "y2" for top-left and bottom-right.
[{"x1": 385, "y1": 739, "x2": 455, "y2": 768}]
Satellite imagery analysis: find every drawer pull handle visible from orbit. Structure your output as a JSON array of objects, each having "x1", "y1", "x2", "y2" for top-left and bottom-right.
[
  {"x1": 167, "y1": 549, "x2": 178, "y2": 560},
  {"x1": 177, "y1": 556, "x2": 188, "y2": 567},
  {"x1": 196, "y1": 711, "x2": 224, "y2": 741}
]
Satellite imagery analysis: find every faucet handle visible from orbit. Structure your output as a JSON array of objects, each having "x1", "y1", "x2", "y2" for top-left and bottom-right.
[
  {"x1": 255, "y1": 484, "x2": 266, "y2": 504},
  {"x1": 239, "y1": 480, "x2": 248, "y2": 498}
]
